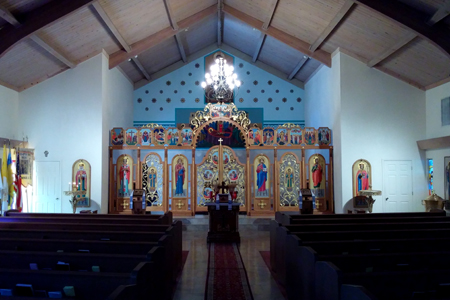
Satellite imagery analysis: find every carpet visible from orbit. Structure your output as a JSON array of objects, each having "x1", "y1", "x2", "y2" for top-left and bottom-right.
[
  {"x1": 259, "y1": 251, "x2": 287, "y2": 299},
  {"x1": 205, "y1": 243, "x2": 254, "y2": 300}
]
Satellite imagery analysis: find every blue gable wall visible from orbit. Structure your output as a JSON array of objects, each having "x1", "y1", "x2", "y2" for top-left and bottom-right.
[{"x1": 134, "y1": 49, "x2": 305, "y2": 127}]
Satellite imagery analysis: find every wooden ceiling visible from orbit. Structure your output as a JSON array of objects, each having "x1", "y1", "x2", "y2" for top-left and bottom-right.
[{"x1": 0, "y1": 0, "x2": 449, "y2": 92}]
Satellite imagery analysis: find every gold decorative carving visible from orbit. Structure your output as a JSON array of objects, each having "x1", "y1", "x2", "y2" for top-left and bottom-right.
[
  {"x1": 143, "y1": 123, "x2": 161, "y2": 128},
  {"x1": 190, "y1": 103, "x2": 251, "y2": 133},
  {"x1": 279, "y1": 153, "x2": 301, "y2": 206}
]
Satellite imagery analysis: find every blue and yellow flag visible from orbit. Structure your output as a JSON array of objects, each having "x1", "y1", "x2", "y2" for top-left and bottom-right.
[
  {"x1": 1, "y1": 144, "x2": 8, "y2": 207},
  {"x1": 7, "y1": 145, "x2": 13, "y2": 208}
]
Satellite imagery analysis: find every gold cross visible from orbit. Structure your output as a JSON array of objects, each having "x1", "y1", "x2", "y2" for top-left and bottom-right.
[
  {"x1": 218, "y1": 138, "x2": 223, "y2": 145},
  {"x1": 121, "y1": 201, "x2": 129, "y2": 209},
  {"x1": 315, "y1": 200, "x2": 321, "y2": 208},
  {"x1": 176, "y1": 201, "x2": 185, "y2": 209},
  {"x1": 258, "y1": 200, "x2": 267, "y2": 209}
]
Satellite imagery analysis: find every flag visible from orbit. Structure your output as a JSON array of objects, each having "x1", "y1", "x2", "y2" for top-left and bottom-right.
[
  {"x1": 7, "y1": 145, "x2": 13, "y2": 209},
  {"x1": 1, "y1": 144, "x2": 8, "y2": 211},
  {"x1": 14, "y1": 152, "x2": 22, "y2": 212}
]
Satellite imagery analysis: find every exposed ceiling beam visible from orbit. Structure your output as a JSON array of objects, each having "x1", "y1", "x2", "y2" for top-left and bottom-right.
[
  {"x1": 262, "y1": 0, "x2": 279, "y2": 30},
  {"x1": 355, "y1": 0, "x2": 450, "y2": 60},
  {"x1": 309, "y1": 0, "x2": 354, "y2": 52},
  {"x1": 163, "y1": 0, "x2": 179, "y2": 30},
  {"x1": 288, "y1": 56, "x2": 309, "y2": 80},
  {"x1": 29, "y1": 34, "x2": 76, "y2": 68},
  {"x1": 132, "y1": 57, "x2": 151, "y2": 80},
  {"x1": 92, "y1": 1, "x2": 151, "y2": 81},
  {"x1": 175, "y1": 34, "x2": 187, "y2": 62},
  {"x1": 223, "y1": 4, "x2": 331, "y2": 67},
  {"x1": 252, "y1": 32, "x2": 266, "y2": 62},
  {"x1": 0, "y1": 5, "x2": 20, "y2": 26},
  {"x1": 427, "y1": 2, "x2": 450, "y2": 26},
  {"x1": 374, "y1": 65, "x2": 424, "y2": 90},
  {"x1": 0, "y1": 0, "x2": 93, "y2": 59},
  {"x1": 367, "y1": 32, "x2": 416, "y2": 67},
  {"x1": 217, "y1": 0, "x2": 223, "y2": 46},
  {"x1": 91, "y1": 1, "x2": 131, "y2": 52},
  {"x1": 252, "y1": 0, "x2": 277, "y2": 62},
  {"x1": 163, "y1": 0, "x2": 188, "y2": 63},
  {"x1": 109, "y1": 4, "x2": 216, "y2": 69}
]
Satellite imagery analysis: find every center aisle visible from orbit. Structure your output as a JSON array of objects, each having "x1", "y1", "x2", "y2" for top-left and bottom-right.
[
  {"x1": 173, "y1": 215, "x2": 285, "y2": 300},
  {"x1": 205, "y1": 243, "x2": 253, "y2": 300}
]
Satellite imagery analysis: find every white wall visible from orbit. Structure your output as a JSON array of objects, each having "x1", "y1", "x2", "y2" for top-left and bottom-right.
[
  {"x1": 0, "y1": 85, "x2": 19, "y2": 139},
  {"x1": 101, "y1": 53, "x2": 133, "y2": 213},
  {"x1": 338, "y1": 53, "x2": 426, "y2": 213},
  {"x1": 17, "y1": 55, "x2": 104, "y2": 213},
  {"x1": 425, "y1": 81, "x2": 450, "y2": 198}
]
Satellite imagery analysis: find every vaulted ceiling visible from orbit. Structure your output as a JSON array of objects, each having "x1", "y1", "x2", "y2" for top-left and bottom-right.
[{"x1": 0, "y1": 0, "x2": 449, "y2": 92}]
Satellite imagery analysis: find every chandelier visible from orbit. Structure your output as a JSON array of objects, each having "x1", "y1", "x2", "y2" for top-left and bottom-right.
[{"x1": 201, "y1": 55, "x2": 241, "y2": 103}]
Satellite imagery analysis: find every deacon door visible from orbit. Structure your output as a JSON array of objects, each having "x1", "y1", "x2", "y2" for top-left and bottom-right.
[
  {"x1": 34, "y1": 161, "x2": 61, "y2": 213},
  {"x1": 383, "y1": 160, "x2": 413, "y2": 212}
]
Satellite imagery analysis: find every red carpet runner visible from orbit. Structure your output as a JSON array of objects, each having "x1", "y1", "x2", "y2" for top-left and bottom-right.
[{"x1": 205, "y1": 243, "x2": 254, "y2": 300}]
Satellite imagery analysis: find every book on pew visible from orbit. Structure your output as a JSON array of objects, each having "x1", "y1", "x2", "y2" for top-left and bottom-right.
[
  {"x1": 15, "y1": 284, "x2": 34, "y2": 297},
  {"x1": 0, "y1": 289, "x2": 13, "y2": 296},
  {"x1": 29, "y1": 263, "x2": 38, "y2": 270},
  {"x1": 48, "y1": 291, "x2": 63, "y2": 298},
  {"x1": 78, "y1": 249, "x2": 90, "y2": 253},
  {"x1": 63, "y1": 286, "x2": 75, "y2": 297},
  {"x1": 55, "y1": 261, "x2": 70, "y2": 271},
  {"x1": 92, "y1": 265, "x2": 100, "y2": 272}
]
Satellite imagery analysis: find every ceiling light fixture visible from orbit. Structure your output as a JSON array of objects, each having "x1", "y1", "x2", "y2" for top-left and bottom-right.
[{"x1": 201, "y1": 54, "x2": 240, "y2": 103}]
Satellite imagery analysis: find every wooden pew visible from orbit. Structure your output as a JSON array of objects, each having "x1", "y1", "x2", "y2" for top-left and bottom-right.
[
  {"x1": 4, "y1": 211, "x2": 173, "y2": 225},
  {"x1": 275, "y1": 211, "x2": 446, "y2": 224},
  {"x1": 287, "y1": 242, "x2": 450, "y2": 300},
  {"x1": 107, "y1": 284, "x2": 138, "y2": 300},
  {"x1": 315, "y1": 261, "x2": 450, "y2": 300},
  {"x1": 0, "y1": 247, "x2": 167, "y2": 299},
  {"x1": 0, "y1": 263, "x2": 152, "y2": 299},
  {"x1": 273, "y1": 221, "x2": 450, "y2": 284},
  {"x1": 0, "y1": 220, "x2": 183, "y2": 274},
  {"x1": 340, "y1": 285, "x2": 377, "y2": 300},
  {"x1": 0, "y1": 216, "x2": 169, "y2": 225}
]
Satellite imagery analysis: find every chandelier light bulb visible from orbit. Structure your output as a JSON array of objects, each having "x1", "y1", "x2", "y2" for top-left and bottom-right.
[
  {"x1": 235, "y1": 80, "x2": 241, "y2": 87},
  {"x1": 201, "y1": 82, "x2": 207, "y2": 88},
  {"x1": 205, "y1": 73, "x2": 210, "y2": 79}
]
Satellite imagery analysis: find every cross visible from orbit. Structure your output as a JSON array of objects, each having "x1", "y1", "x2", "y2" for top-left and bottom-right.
[
  {"x1": 315, "y1": 200, "x2": 321, "y2": 209},
  {"x1": 218, "y1": 138, "x2": 223, "y2": 145},
  {"x1": 176, "y1": 201, "x2": 184, "y2": 209},
  {"x1": 258, "y1": 200, "x2": 267, "y2": 209},
  {"x1": 218, "y1": 181, "x2": 228, "y2": 194},
  {"x1": 121, "y1": 201, "x2": 129, "y2": 210}
]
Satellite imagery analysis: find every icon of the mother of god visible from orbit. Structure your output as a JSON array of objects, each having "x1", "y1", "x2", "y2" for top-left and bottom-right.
[
  {"x1": 175, "y1": 158, "x2": 185, "y2": 196},
  {"x1": 357, "y1": 163, "x2": 369, "y2": 193}
]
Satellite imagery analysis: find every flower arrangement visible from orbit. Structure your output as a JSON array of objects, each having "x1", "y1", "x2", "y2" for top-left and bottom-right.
[{"x1": 64, "y1": 182, "x2": 85, "y2": 213}]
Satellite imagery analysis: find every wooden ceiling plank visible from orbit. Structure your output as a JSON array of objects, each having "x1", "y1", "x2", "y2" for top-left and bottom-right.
[
  {"x1": 0, "y1": 5, "x2": 20, "y2": 26},
  {"x1": 355, "y1": 0, "x2": 450, "y2": 60},
  {"x1": 222, "y1": 4, "x2": 331, "y2": 67},
  {"x1": 426, "y1": 76, "x2": 450, "y2": 90},
  {"x1": 175, "y1": 34, "x2": 187, "y2": 62},
  {"x1": 288, "y1": 56, "x2": 309, "y2": 80},
  {"x1": 427, "y1": 1, "x2": 450, "y2": 26},
  {"x1": 163, "y1": 0, "x2": 179, "y2": 30},
  {"x1": 91, "y1": 1, "x2": 131, "y2": 52},
  {"x1": 218, "y1": 0, "x2": 223, "y2": 46},
  {"x1": 29, "y1": 34, "x2": 76, "y2": 68},
  {"x1": 0, "y1": 78, "x2": 19, "y2": 92},
  {"x1": 109, "y1": 4, "x2": 216, "y2": 69},
  {"x1": 0, "y1": 0, "x2": 94, "y2": 59},
  {"x1": 131, "y1": 57, "x2": 151, "y2": 80},
  {"x1": 374, "y1": 65, "x2": 425, "y2": 90},
  {"x1": 262, "y1": 0, "x2": 279, "y2": 30},
  {"x1": 252, "y1": 32, "x2": 266, "y2": 62},
  {"x1": 367, "y1": 32, "x2": 416, "y2": 68},
  {"x1": 309, "y1": 0, "x2": 355, "y2": 52}
]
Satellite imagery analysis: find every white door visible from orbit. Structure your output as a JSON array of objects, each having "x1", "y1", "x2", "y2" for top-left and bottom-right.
[
  {"x1": 34, "y1": 161, "x2": 61, "y2": 213},
  {"x1": 383, "y1": 160, "x2": 413, "y2": 212}
]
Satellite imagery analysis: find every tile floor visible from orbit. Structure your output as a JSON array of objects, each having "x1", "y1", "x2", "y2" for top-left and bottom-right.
[{"x1": 173, "y1": 215, "x2": 285, "y2": 300}]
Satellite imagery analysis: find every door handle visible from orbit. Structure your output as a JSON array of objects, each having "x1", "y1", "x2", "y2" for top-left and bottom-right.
[
  {"x1": 56, "y1": 198, "x2": 59, "y2": 201},
  {"x1": 385, "y1": 197, "x2": 389, "y2": 201}
]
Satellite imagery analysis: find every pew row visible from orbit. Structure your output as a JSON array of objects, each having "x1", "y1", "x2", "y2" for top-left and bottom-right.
[
  {"x1": 0, "y1": 247, "x2": 167, "y2": 299},
  {"x1": 315, "y1": 261, "x2": 450, "y2": 300}
]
